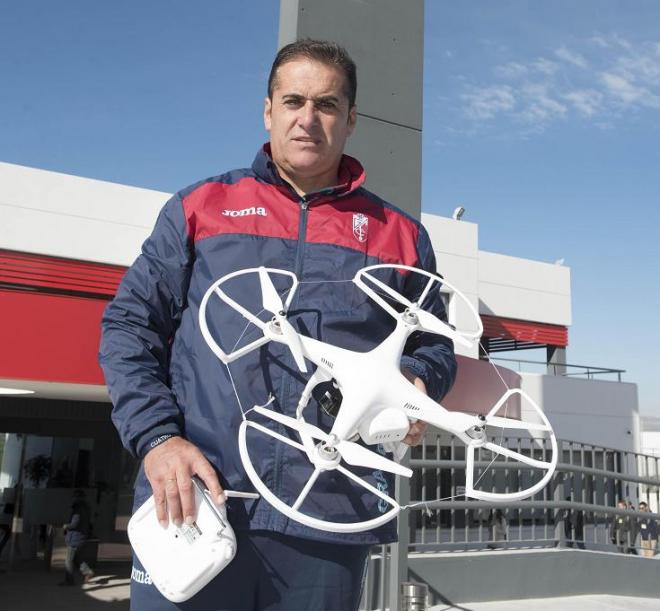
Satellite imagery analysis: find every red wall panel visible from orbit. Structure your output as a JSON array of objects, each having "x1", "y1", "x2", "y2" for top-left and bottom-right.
[{"x1": 0, "y1": 289, "x2": 107, "y2": 385}]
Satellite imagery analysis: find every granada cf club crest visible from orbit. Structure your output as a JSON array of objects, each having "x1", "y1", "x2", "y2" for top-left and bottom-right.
[{"x1": 352, "y1": 213, "x2": 368, "y2": 243}]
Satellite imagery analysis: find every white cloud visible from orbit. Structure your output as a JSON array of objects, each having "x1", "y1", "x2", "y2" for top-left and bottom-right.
[
  {"x1": 600, "y1": 72, "x2": 660, "y2": 108},
  {"x1": 555, "y1": 46, "x2": 588, "y2": 68},
  {"x1": 616, "y1": 53, "x2": 660, "y2": 85},
  {"x1": 494, "y1": 62, "x2": 528, "y2": 79},
  {"x1": 519, "y1": 84, "x2": 567, "y2": 122},
  {"x1": 532, "y1": 58, "x2": 560, "y2": 75},
  {"x1": 456, "y1": 35, "x2": 660, "y2": 132},
  {"x1": 461, "y1": 85, "x2": 515, "y2": 120},
  {"x1": 563, "y1": 89, "x2": 603, "y2": 117}
]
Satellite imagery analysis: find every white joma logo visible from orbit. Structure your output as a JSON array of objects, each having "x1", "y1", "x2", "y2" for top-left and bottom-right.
[{"x1": 222, "y1": 206, "x2": 267, "y2": 217}]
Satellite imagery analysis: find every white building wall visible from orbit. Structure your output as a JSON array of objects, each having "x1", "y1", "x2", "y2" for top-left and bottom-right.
[
  {"x1": 479, "y1": 251, "x2": 572, "y2": 326},
  {"x1": 421, "y1": 213, "x2": 480, "y2": 359},
  {"x1": 520, "y1": 373, "x2": 640, "y2": 452},
  {"x1": 0, "y1": 162, "x2": 167, "y2": 266}
]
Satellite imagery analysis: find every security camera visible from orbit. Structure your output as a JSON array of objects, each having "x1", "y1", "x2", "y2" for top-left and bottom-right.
[{"x1": 452, "y1": 206, "x2": 465, "y2": 221}]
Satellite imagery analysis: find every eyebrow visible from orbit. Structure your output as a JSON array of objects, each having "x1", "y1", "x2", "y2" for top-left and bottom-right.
[{"x1": 282, "y1": 93, "x2": 341, "y2": 104}]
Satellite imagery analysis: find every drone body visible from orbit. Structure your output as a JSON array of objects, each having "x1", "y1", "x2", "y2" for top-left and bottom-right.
[{"x1": 199, "y1": 264, "x2": 558, "y2": 533}]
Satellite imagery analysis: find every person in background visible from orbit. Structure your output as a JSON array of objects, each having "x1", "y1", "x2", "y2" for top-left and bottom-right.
[
  {"x1": 638, "y1": 501, "x2": 657, "y2": 558},
  {"x1": 574, "y1": 507, "x2": 585, "y2": 550},
  {"x1": 563, "y1": 497, "x2": 574, "y2": 547},
  {"x1": 59, "y1": 489, "x2": 94, "y2": 586},
  {"x1": 611, "y1": 499, "x2": 631, "y2": 554},
  {"x1": 488, "y1": 509, "x2": 508, "y2": 550},
  {"x1": 627, "y1": 501, "x2": 639, "y2": 554}
]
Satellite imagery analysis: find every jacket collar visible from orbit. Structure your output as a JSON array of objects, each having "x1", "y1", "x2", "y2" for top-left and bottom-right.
[{"x1": 252, "y1": 143, "x2": 366, "y2": 202}]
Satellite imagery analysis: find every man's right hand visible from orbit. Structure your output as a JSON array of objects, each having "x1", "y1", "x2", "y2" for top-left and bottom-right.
[{"x1": 143, "y1": 436, "x2": 224, "y2": 528}]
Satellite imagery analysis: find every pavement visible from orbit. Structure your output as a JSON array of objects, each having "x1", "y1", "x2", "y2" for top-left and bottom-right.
[
  {"x1": 0, "y1": 542, "x2": 131, "y2": 611},
  {"x1": 430, "y1": 595, "x2": 660, "y2": 610},
  {"x1": 2, "y1": 545, "x2": 660, "y2": 611}
]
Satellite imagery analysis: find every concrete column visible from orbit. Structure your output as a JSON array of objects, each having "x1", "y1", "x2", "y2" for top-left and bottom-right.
[
  {"x1": 278, "y1": 0, "x2": 424, "y2": 218},
  {"x1": 547, "y1": 346, "x2": 567, "y2": 376}
]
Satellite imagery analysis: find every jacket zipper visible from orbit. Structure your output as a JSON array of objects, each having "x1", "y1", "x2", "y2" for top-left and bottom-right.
[
  {"x1": 294, "y1": 198, "x2": 309, "y2": 278},
  {"x1": 272, "y1": 196, "x2": 309, "y2": 522}
]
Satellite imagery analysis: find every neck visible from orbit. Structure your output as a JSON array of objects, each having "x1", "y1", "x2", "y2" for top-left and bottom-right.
[{"x1": 274, "y1": 163, "x2": 340, "y2": 197}]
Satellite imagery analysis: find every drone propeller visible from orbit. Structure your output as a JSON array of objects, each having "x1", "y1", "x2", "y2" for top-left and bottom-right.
[
  {"x1": 412, "y1": 308, "x2": 472, "y2": 348},
  {"x1": 353, "y1": 266, "x2": 480, "y2": 348},
  {"x1": 253, "y1": 406, "x2": 412, "y2": 478},
  {"x1": 485, "y1": 415, "x2": 551, "y2": 432},
  {"x1": 258, "y1": 267, "x2": 307, "y2": 373}
]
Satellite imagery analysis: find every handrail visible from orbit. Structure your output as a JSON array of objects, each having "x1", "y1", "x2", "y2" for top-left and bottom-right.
[
  {"x1": 405, "y1": 499, "x2": 660, "y2": 521},
  {"x1": 489, "y1": 356, "x2": 625, "y2": 381},
  {"x1": 409, "y1": 459, "x2": 660, "y2": 487}
]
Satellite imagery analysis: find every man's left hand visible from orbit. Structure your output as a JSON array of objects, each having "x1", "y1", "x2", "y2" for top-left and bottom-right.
[{"x1": 401, "y1": 369, "x2": 429, "y2": 446}]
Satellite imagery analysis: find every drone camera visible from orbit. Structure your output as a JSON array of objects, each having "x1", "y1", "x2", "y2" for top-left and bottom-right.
[{"x1": 318, "y1": 384, "x2": 343, "y2": 418}]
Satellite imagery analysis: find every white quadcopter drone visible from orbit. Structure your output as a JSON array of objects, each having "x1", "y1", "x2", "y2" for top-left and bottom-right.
[{"x1": 199, "y1": 264, "x2": 558, "y2": 534}]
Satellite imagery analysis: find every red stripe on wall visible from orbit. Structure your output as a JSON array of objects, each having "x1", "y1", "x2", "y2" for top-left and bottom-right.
[
  {"x1": 482, "y1": 314, "x2": 568, "y2": 347},
  {"x1": 0, "y1": 289, "x2": 107, "y2": 385},
  {"x1": 0, "y1": 250, "x2": 126, "y2": 297}
]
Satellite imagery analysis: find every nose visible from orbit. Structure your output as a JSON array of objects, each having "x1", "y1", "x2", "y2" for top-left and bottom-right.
[{"x1": 296, "y1": 101, "x2": 318, "y2": 130}]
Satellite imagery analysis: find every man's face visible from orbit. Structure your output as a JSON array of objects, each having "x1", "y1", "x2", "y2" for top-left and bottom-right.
[{"x1": 264, "y1": 59, "x2": 356, "y2": 188}]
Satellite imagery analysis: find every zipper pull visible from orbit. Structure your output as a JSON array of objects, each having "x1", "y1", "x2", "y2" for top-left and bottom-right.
[{"x1": 301, "y1": 201, "x2": 308, "y2": 211}]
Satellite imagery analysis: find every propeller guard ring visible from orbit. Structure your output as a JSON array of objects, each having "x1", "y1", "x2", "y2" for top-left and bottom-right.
[
  {"x1": 238, "y1": 419, "x2": 401, "y2": 533},
  {"x1": 464, "y1": 389, "x2": 559, "y2": 502},
  {"x1": 199, "y1": 267, "x2": 299, "y2": 365}
]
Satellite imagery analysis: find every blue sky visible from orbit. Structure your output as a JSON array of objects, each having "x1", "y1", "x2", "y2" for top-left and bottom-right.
[{"x1": 1, "y1": 2, "x2": 658, "y2": 415}]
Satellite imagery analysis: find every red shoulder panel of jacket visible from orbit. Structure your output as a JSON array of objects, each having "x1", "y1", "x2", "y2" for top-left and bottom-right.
[
  {"x1": 306, "y1": 195, "x2": 420, "y2": 268},
  {"x1": 182, "y1": 178, "x2": 300, "y2": 243},
  {"x1": 182, "y1": 178, "x2": 420, "y2": 269}
]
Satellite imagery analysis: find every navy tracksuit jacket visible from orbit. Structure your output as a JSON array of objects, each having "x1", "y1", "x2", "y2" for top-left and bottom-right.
[{"x1": 99, "y1": 144, "x2": 457, "y2": 546}]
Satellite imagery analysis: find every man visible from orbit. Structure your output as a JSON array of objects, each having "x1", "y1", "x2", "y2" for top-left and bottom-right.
[
  {"x1": 627, "y1": 501, "x2": 639, "y2": 554},
  {"x1": 100, "y1": 39, "x2": 456, "y2": 610},
  {"x1": 611, "y1": 499, "x2": 631, "y2": 554},
  {"x1": 638, "y1": 501, "x2": 657, "y2": 557},
  {"x1": 60, "y1": 489, "x2": 94, "y2": 586}
]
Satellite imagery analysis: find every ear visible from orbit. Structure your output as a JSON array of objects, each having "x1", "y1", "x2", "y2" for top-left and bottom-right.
[
  {"x1": 347, "y1": 105, "x2": 357, "y2": 136},
  {"x1": 264, "y1": 97, "x2": 272, "y2": 132}
]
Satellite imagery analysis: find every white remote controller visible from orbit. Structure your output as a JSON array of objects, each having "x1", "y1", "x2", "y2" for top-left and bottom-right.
[{"x1": 128, "y1": 477, "x2": 242, "y2": 603}]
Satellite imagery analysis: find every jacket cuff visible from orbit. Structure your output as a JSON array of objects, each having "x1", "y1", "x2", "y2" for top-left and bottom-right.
[
  {"x1": 400, "y1": 356, "x2": 430, "y2": 389},
  {"x1": 136, "y1": 424, "x2": 182, "y2": 459}
]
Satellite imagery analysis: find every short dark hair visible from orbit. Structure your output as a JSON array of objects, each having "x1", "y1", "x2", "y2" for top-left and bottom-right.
[{"x1": 268, "y1": 39, "x2": 357, "y2": 107}]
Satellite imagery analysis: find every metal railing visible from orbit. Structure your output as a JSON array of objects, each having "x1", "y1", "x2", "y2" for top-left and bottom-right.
[
  {"x1": 490, "y1": 357, "x2": 626, "y2": 381},
  {"x1": 360, "y1": 433, "x2": 660, "y2": 610}
]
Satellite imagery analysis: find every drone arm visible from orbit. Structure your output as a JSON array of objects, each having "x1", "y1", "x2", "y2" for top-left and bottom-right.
[{"x1": 395, "y1": 378, "x2": 475, "y2": 437}]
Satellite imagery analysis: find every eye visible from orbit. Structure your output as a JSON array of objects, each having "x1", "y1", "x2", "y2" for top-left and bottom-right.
[
  {"x1": 317, "y1": 100, "x2": 337, "y2": 111},
  {"x1": 283, "y1": 98, "x2": 303, "y2": 108}
]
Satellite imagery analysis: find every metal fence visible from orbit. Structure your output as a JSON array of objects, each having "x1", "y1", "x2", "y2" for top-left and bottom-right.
[{"x1": 360, "y1": 432, "x2": 660, "y2": 610}]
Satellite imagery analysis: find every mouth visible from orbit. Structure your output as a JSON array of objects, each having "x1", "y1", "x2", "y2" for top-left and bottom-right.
[{"x1": 292, "y1": 137, "x2": 320, "y2": 145}]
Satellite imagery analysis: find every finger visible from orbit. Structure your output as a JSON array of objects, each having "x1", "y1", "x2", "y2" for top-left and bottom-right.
[
  {"x1": 195, "y1": 460, "x2": 225, "y2": 505},
  {"x1": 164, "y1": 477, "x2": 183, "y2": 526},
  {"x1": 403, "y1": 421, "x2": 427, "y2": 446},
  {"x1": 177, "y1": 469, "x2": 196, "y2": 526},
  {"x1": 153, "y1": 486, "x2": 169, "y2": 527}
]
